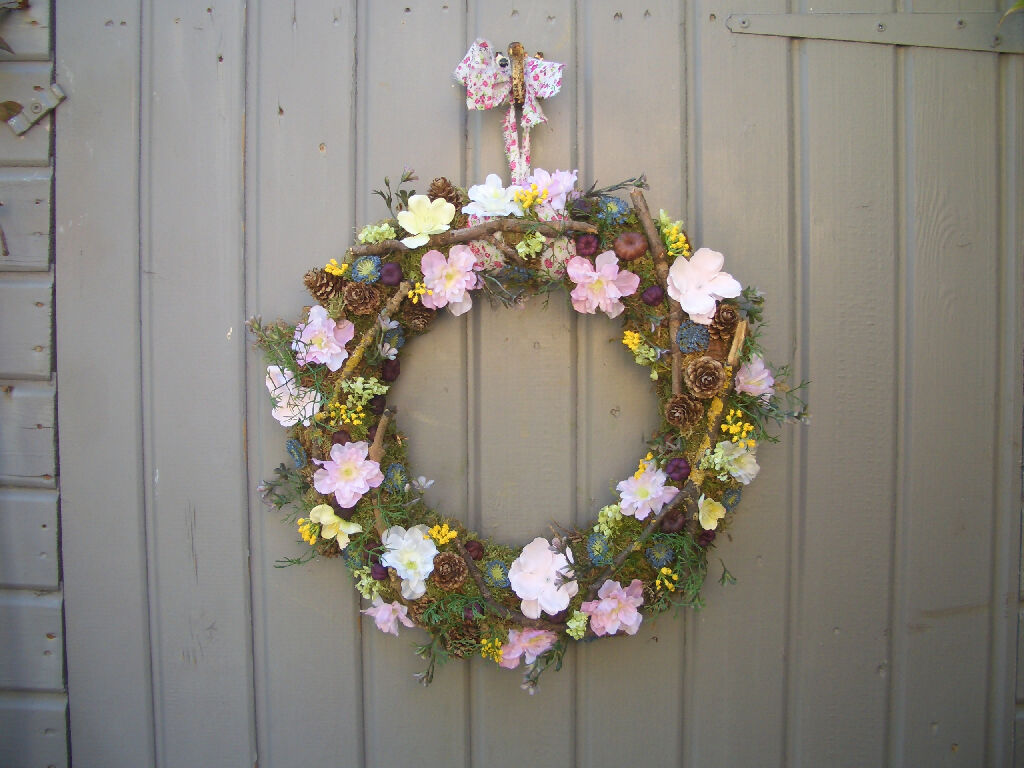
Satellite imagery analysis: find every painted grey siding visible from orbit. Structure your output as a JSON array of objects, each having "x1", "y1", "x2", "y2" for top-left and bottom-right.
[{"x1": 52, "y1": 1, "x2": 1021, "y2": 767}]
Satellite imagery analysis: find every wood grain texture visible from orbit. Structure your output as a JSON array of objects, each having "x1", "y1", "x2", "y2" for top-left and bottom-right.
[
  {"x1": 0, "y1": 167, "x2": 51, "y2": 271},
  {"x1": 0, "y1": 691, "x2": 67, "y2": 768},
  {"x1": 0, "y1": 1, "x2": 50, "y2": 61},
  {"x1": 0, "y1": 588, "x2": 63, "y2": 689},
  {"x1": 0, "y1": 272, "x2": 51, "y2": 379},
  {"x1": 0, "y1": 487, "x2": 58, "y2": 588},
  {"x1": 0, "y1": 61, "x2": 52, "y2": 165},
  {"x1": 0, "y1": 377, "x2": 53, "y2": 486}
]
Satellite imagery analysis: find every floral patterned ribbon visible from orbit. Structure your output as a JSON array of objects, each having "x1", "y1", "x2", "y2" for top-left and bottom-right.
[{"x1": 454, "y1": 38, "x2": 564, "y2": 185}]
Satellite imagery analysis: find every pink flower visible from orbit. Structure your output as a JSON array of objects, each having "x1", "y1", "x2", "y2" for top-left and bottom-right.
[
  {"x1": 526, "y1": 167, "x2": 577, "y2": 211},
  {"x1": 735, "y1": 354, "x2": 776, "y2": 400},
  {"x1": 666, "y1": 248, "x2": 742, "y2": 325},
  {"x1": 499, "y1": 628, "x2": 558, "y2": 669},
  {"x1": 361, "y1": 596, "x2": 415, "y2": 636},
  {"x1": 292, "y1": 305, "x2": 356, "y2": 371},
  {"x1": 581, "y1": 579, "x2": 644, "y2": 637},
  {"x1": 616, "y1": 462, "x2": 679, "y2": 520},
  {"x1": 508, "y1": 537, "x2": 579, "y2": 619},
  {"x1": 420, "y1": 245, "x2": 479, "y2": 316},
  {"x1": 566, "y1": 251, "x2": 640, "y2": 319},
  {"x1": 312, "y1": 441, "x2": 384, "y2": 508}
]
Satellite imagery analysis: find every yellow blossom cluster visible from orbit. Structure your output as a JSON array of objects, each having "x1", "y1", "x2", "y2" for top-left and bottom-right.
[
  {"x1": 428, "y1": 522, "x2": 458, "y2": 545},
  {"x1": 633, "y1": 452, "x2": 654, "y2": 480},
  {"x1": 296, "y1": 518, "x2": 319, "y2": 546},
  {"x1": 318, "y1": 397, "x2": 366, "y2": 427},
  {"x1": 513, "y1": 183, "x2": 548, "y2": 211},
  {"x1": 661, "y1": 220, "x2": 692, "y2": 259},
  {"x1": 622, "y1": 330, "x2": 643, "y2": 353},
  {"x1": 324, "y1": 257, "x2": 349, "y2": 277},
  {"x1": 721, "y1": 408, "x2": 756, "y2": 449},
  {"x1": 480, "y1": 637, "x2": 504, "y2": 663},
  {"x1": 406, "y1": 281, "x2": 433, "y2": 304},
  {"x1": 655, "y1": 567, "x2": 679, "y2": 592}
]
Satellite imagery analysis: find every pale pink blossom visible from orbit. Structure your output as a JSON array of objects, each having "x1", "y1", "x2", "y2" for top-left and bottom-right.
[
  {"x1": 581, "y1": 579, "x2": 644, "y2": 637},
  {"x1": 566, "y1": 251, "x2": 640, "y2": 319},
  {"x1": 666, "y1": 248, "x2": 742, "y2": 325},
  {"x1": 265, "y1": 365, "x2": 322, "y2": 426},
  {"x1": 508, "y1": 537, "x2": 579, "y2": 619},
  {"x1": 312, "y1": 441, "x2": 384, "y2": 508},
  {"x1": 616, "y1": 462, "x2": 679, "y2": 520},
  {"x1": 526, "y1": 167, "x2": 577, "y2": 211},
  {"x1": 420, "y1": 245, "x2": 480, "y2": 316},
  {"x1": 292, "y1": 305, "x2": 356, "y2": 371},
  {"x1": 361, "y1": 596, "x2": 415, "y2": 636},
  {"x1": 735, "y1": 354, "x2": 776, "y2": 400},
  {"x1": 498, "y1": 628, "x2": 558, "y2": 669}
]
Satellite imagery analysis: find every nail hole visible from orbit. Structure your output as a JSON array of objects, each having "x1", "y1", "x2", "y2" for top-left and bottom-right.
[
  {"x1": 511, "y1": 9, "x2": 519, "y2": 17},
  {"x1": 46, "y1": 633, "x2": 56, "y2": 640},
  {"x1": 43, "y1": 650, "x2": 52, "y2": 656},
  {"x1": 613, "y1": 11, "x2": 623, "y2": 20},
  {"x1": 217, "y1": 54, "x2": 224, "y2": 62}
]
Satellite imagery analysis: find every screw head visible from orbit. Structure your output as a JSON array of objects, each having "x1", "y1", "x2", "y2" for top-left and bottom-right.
[
  {"x1": 29, "y1": 102, "x2": 42, "y2": 114},
  {"x1": 877, "y1": 22, "x2": 886, "y2": 32}
]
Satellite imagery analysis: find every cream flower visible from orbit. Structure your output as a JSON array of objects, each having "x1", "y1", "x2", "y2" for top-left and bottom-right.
[
  {"x1": 265, "y1": 365, "x2": 322, "y2": 427},
  {"x1": 463, "y1": 173, "x2": 522, "y2": 218},
  {"x1": 698, "y1": 495, "x2": 727, "y2": 531},
  {"x1": 666, "y1": 247, "x2": 742, "y2": 325},
  {"x1": 381, "y1": 524, "x2": 438, "y2": 600},
  {"x1": 308, "y1": 504, "x2": 362, "y2": 548},
  {"x1": 397, "y1": 194, "x2": 456, "y2": 248},
  {"x1": 361, "y1": 596, "x2": 415, "y2": 636},
  {"x1": 508, "y1": 537, "x2": 578, "y2": 619}
]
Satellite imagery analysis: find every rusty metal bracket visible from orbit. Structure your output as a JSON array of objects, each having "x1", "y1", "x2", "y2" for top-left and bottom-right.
[
  {"x1": 4, "y1": 82, "x2": 64, "y2": 135},
  {"x1": 726, "y1": 12, "x2": 1024, "y2": 54}
]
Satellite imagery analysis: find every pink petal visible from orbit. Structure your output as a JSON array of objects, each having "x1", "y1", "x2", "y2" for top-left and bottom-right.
[{"x1": 690, "y1": 247, "x2": 725, "y2": 274}]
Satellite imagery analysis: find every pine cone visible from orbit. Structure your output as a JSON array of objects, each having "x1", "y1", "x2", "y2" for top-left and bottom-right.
[
  {"x1": 431, "y1": 551, "x2": 469, "y2": 591},
  {"x1": 343, "y1": 281, "x2": 382, "y2": 315},
  {"x1": 406, "y1": 597, "x2": 432, "y2": 626},
  {"x1": 427, "y1": 176, "x2": 464, "y2": 209},
  {"x1": 402, "y1": 302, "x2": 436, "y2": 332},
  {"x1": 685, "y1": 356, "x2": 726, "y2": 399},
  {"x1": 709, "y1": 303, "x2": 740, "y2": 341},
  {"x1": 304, "y1": 268, "x2": 343, "y2": 303},
  {"x1": 665, "y1": 393, "x2": 704, "y2": 431}
]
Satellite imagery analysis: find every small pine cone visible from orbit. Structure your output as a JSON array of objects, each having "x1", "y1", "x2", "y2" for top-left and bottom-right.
[
  {"x1": 685, "y1": 356, "x2": 726, "y2": 399},
  {"x1": 431, "y1": 551, "x2": 469, "y2": 591},
  {"x1": 665, "y1": 393, "x2": 704, "y2": 431},
  {"x1": 402, "y1": 301, "x2": 436, "y2": 332},
  {"x1": 406, "y1": 597, "x2": 432, "y2": 626},
  {"x1": 427, "y1": 176, "x2": 464, "y2": 209},
  {"x1": 304, "y1": 268, "x2": 343, "y2": 303},
  {"x1": 709, "y1": 303, "x2": 740, "y2": 341},
  {"x1": 343, "y1": 281, "x2": 382, "y2": 315}
]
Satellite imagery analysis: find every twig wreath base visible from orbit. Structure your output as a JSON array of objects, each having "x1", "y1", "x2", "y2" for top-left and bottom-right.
[{"x1": 251, "y1": 171, "x2": 806, "y2": 691}]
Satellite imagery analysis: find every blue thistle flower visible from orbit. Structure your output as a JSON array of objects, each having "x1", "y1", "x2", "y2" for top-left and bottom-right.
[
  {"x1": 351, "y1": 254, "x2": 382, "y2": 283},
  {"x1": 483, "y1": 560, "x2": 510, "y2": 589},
  {"x1": 676, "y1": 320, "x2": 710, "y2": 354},
  {"x1": 383, "y1": 462, "x2": 408, "y2": 493},
  {"x1": 596, "y1": 196, "x2": 630, "y2": 226},
  {"x1": 285, "y1": 438, "x2": 307, "y2": 469},
  {"x1": 382, "y1": 326, "x2": 405, "y2": 349},
  {"x1": 586, "y1": 532, "x2": 612, "y2": 566},
  {"x1": 497, "y1": 265, "x2": 532, "y2": 283},
  {"x1": 343, "y1": 545, "x2": 363, "y2": 570},
  {"x1": 646, "y1": 540, "x2": 674, "y2": 569},
  {"x1": 722, "y1": 487, "x2": 742, "y2": 511}
]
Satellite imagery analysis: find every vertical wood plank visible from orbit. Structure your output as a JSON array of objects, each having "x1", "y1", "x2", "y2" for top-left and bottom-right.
[
  {"x1": 0, "y1": 273, "x2": 52, "y2": 379},
  {"x1": 0, "y1": 379, "x2": 53, "y2": 487},
  {"x1": 355, "y1": 4, "x2": 470, "y2": 767},
  {"x1": 574, "y1": 3, "x2": 686, "y2": 767},
  {"x1": 141, "y1": 2, "x2": 254, "y2": 766},
  {"x1": 244, "y1": 3, "x2": 365, "y2": 767},
  {"x1": 0, "y1": 487, "x2": 58, "y2": 588},
  {"x1": 55, "y1": 2, "x2": 156, "y2": 764},
  {"x1": 0, "y1": 691, "x2": 68, "y2": 768},
  {"x1": 0, "y1": 589, "x2": 63, "y2": 689},
  {"x1": 0, "y1": 168, "x2": 52, "y2": 271}
]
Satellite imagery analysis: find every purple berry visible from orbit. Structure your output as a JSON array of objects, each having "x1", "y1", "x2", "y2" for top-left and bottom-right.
[
  {"x1": 332, "y1": 429, "x2": 352, "y2": 445},
  {"x1": 381, "y1": 358, "x2": 400, "y2": 382},
  {"x1": 641, "y1": 285, "x2": 665, "y2": 306},
  {"x1": 380, "y1": 262, "x2": 403, "y2": 286},
  {"x1": 575, "y1": 233, "x2": 600, "y2": 257},
  {"x1": 464, "y1": 540, "x2": 484, "y2": 560},
  {"x1": 370, "y1": 563, "x2": 389, "y2": 580},
  {"x1": 664, "y1": 457, "x2": 691, "y2": 483},
  {"x1": 369, "y1": 395, "x2": 387, "y2": 415},
  {"x1": 698, "y1": 529, "x2": 717, "y2": 547}
]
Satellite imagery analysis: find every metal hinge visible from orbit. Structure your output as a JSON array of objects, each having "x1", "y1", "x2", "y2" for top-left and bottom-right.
[
  {"x1": 726, "y1": 12, "x2": 1024, "y2": 54},
  {"x1": 2, "y1": 82, "x2": 64, "y2": 135}
]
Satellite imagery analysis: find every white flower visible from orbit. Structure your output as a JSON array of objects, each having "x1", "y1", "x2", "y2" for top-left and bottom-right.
[
  {"x1": 508, "y1": 537, "x2": 578, "y2": 619},
  {"x1": 308, "y1": 504, "x2": 362, "y2": 548},
  {"x1": 666, "y1": 247, "x2": 742, "y2": 325},
  {"x1": 381, "y1": 524, "x2": 438, "y2": 600},
  {"x1": 697, "y1": 495, "x2": 727, "y2": 530},
  {"x1": 405, "y1": 476, "x2": 435, "y2": 493},
  {"x1": 265, "y1": 365, "x2": 322, "y2": 426},
  {"x1": 396, "y1": 194, "x2": 456, "y2": 248},
  {"x1": 462, "y1": 173, "x2": 522, "y2": 218},
  {"x1": 719, "y1": 441, "x2": 760, "y2": 484}
]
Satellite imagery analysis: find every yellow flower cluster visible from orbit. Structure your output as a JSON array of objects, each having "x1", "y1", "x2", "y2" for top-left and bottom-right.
[
  {"x1": 407, "y1": 281, "x2": 433, "y2": 304},
  {"x1": 633, "y1": 452, "x2": 654, "y2": 480},
  {"x1": 661, "y1": 221, "x2": 692, "y2": 259},
  {"x1": 428, "y1": 522, "x2": 458, "y2": 545},
  {"x1": 721, "y1": 408, "x2": 756, "y2": 449},
  {"x1": 655, "y1": 567, "x2": 679, "y2": 592},
  {"x1": 622, "y1": 330, "x2": 643, "y2": 353},
  {"x1": 513, "y1": 183, "x2": 548, "y2": 211},
  {"x1": 296, "y1": 518, "x2": 319, "y2": 546},
  {"x1": 480, "y1": 637, "x2": 504, "y2": 663},
  {"x1": 324, "y1": 257, "x2": 349, "y2": 277},
  {"x1": 318, "y1": 397, "x2": 366, "y2": 427}
]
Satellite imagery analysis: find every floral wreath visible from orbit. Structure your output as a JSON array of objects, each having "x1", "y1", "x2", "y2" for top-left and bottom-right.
[{"x1": 249, "y1": 40, "x2": 806, "y2": 692}]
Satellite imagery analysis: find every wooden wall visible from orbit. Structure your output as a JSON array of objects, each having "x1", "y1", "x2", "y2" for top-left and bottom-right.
[{"x1": 46, "y1": 1, "x2": 1023, "y2": 767}]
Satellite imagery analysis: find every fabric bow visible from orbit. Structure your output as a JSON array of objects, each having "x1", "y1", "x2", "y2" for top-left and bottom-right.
[{"x1": 453, "y1": 38, "x2": 564, "y2": 185}]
